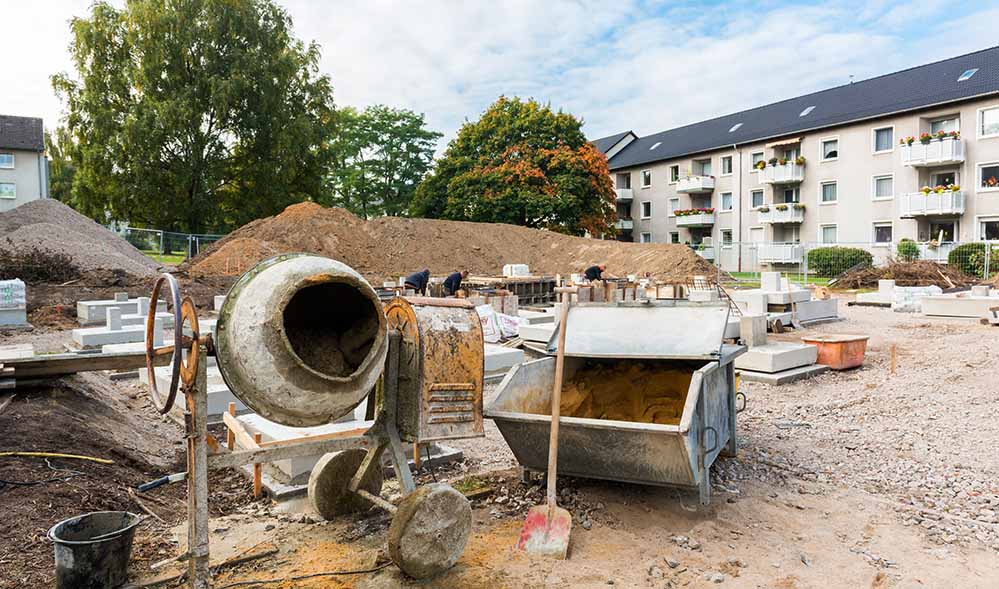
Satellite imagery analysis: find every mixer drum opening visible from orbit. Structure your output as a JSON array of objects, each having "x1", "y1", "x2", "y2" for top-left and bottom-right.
[{"x1": 282, "y1": 282, "x2": 379, "y2": 378}]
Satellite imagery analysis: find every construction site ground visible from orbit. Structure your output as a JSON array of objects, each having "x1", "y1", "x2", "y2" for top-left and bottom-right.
[{"x1": 3, "y1": 300, "x2": 999, "y2": 588}]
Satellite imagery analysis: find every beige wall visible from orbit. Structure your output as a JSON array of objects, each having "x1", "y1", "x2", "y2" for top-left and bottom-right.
[
  {"x1": 611, "y1": 95, "x2": 999, "y2": 253},
  {"x1": 0, "y1": 149, "x2": 47, "y2": 213}
]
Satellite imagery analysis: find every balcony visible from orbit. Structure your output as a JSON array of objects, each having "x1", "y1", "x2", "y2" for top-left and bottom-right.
[
  {"x1": 694, "y1": 247, "x2": 715, "y2": 261},
  {"x1": 901, "y1": 137, "x2": 965, "y2": 167},
  {"x1": 757, "y1": 243, "x2": 804, "y2": 264},
  {"x1": 674, "y1": 209, "x2": 715, "y2": 227},
  {"x1": 758, "y1": 163, "x2": 805, "y2": 184},
  {"x1": 676, "y1": 175, "x2": 715, "y2": 193},
  {"x1": 899, "y1": 191, "x2": 965, "y2": 217},
  {"x1": 916, "y1": 242, "x2": 957, "y2": 263},
  {"x1": 614, "y1": 218, "x2": 634, "y2": 231},
  {"x1": 758, "y1": 205, "x2": 805, "y2": 224},
  {"x1": 615, "y1": 188, "x2": 634, "y2": 203}
]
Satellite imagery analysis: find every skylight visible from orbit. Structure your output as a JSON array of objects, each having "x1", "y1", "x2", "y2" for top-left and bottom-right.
[
  {"x1": 728, "y1": 123, "x2": 743, "y2": 133},
  {"x1": 799, "y1": 106, "x2": 816, "y2": 117},
  {"x1": 649, "y1": 141, "x2": 662, "y2": 150},
  {"x1": 958, "y1": 68, "x2": 979, "y2": 81}
]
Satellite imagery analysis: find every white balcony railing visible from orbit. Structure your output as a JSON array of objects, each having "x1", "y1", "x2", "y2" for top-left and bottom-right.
[
  {"x1": 899, "y1": 191, "x2": 965, "y2": 217},
  {"x1": 758, "y1": 163, "x2": 805, "y2": 184},
  {"x1": 758, "y1": 206, "x2": 805, "y2": 224},
  {"x1": 901, "y1": 137, "x2": 965, "y2": 167},
  {"x1": 695, "y1": 248, "x2": 715, "y2": 261},
  {"x1": 615, "y1": 188, "x2": 634, "y2": 202},
  {"x1": 615, "y1": 218, "x2": 633, "y2": 230},
  {"x1": 916, "y1": 242, "x2": 957, "y2": 262},
  {"x1": 756, "y1": 243, "x2": 804, "y2": 264},
  {"x1": 675, "y1": 211, "x2": 716, "y2": 227},
  {"x1": 676, "y1": 175, "x2": 715, "y2": 193}
]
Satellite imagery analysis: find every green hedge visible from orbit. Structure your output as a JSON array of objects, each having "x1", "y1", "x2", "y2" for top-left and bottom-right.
[
  {"x1": 947, "y1": 242, "x2": 999, "y2": 278},
  {"x1": 807, "y1": 246, "x2": 873, "y2": 277},
  {"x1": 896, "y1": 239, "x2": 920, "y2": 262}
]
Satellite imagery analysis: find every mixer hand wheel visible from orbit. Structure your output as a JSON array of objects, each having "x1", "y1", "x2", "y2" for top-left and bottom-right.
[{"x1": 145, "y1": 273, "x2": 203, "y2": 414}]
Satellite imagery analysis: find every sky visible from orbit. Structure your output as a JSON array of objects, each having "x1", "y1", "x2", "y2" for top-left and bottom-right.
[{"x1": 4, "y1": 0, "x2": 999, "y2": 150}]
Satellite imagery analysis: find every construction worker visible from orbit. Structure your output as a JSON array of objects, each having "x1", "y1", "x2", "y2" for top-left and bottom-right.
[
  {"x1": 584, "y1": 264, "x2": 607, "y2": 282},
  {"x1": 404, "y1": 269, "x2": 431, "y2": 295},
  {"x1": 443, "y1": 270, "x2": 468, "y2": 296}
]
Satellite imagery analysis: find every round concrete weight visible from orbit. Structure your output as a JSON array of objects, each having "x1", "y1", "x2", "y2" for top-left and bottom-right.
[
  {"x1": 388, "y1": 483, "x2": 472, "y2": 579},
  {"x1": 308, "y1": 450, "x2": 383, "y2": 520}
]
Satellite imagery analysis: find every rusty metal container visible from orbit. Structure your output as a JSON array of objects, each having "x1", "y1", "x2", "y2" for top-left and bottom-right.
[
  {"x1": 485, "y1": 301, "x2": 744, "y2": 504},
  {"x1": 216, "y1": 254, "x2": 388, "y2": 427},
  {"x1": 384, "y1": 297, "x2": 485, "y2": 443}
]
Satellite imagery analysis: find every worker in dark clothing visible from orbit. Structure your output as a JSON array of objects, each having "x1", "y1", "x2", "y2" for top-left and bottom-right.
[
  {"x1": 443, "y1": 270, "x2": 468, "y2": 296},
  {"x1": 584, "y1": 264, "x2": 606, "y2": 282},
  {"x1": 404, "y1": 269, "x2": 431, "y2": 295}
]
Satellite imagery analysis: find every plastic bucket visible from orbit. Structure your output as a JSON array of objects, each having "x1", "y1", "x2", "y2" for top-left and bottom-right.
[{"x1": 48, "y1": 511, "x2": 142, "y2": 589}]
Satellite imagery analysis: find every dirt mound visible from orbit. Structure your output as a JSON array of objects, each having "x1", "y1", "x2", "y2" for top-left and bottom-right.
[
  {"x1": 833, "y1": 259, "x2": 978, "y2": 289},
  {"x1": 189, "y1": 202, "x2": 717, "y2": 282},
  {"x1": 0, "y1": 200, "x2": 160, "y2": 281}
]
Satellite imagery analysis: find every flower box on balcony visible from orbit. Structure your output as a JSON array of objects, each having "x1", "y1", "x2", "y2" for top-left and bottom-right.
[
  {"x1": 676, "y1": 175, "x2": 715, "y2": 193},
  {"x1": 758, "y1": 163, "x2": 805, "y2": 184},
  {"x1": 900, "y1": 136, "x2": 964, "y2": 167},
  {"x1": 759, "y1": 205, "x2": 805, "y2": 224},
  {"x1": 899, "y1": 190, "x2": 965, "y2": 217},
  {"x1": 674, "y1": 208, "x2": 716, "y2": 227}
]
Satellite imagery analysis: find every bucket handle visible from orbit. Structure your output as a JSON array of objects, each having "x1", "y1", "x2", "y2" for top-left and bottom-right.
[{"x1": 703, "y1": 426, "x2": 719, "y2": 455}]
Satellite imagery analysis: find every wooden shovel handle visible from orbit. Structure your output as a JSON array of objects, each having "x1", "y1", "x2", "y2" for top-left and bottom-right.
[{"x1": 547, "y1": 292, "x2": 570, "y2": 507}]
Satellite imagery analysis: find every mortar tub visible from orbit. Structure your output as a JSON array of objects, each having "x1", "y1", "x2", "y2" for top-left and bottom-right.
[
  {"x1": 800, "y1": 334, "x2": 869, "y2": 370},
  {"x1": 486, "y1": 345, "x2": 743, "y2": 505}
]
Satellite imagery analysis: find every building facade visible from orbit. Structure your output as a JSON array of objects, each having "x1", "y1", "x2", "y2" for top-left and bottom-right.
[
  {"x1": 594, "y1": 48, "x2": 999, "y2": 271},
  {"x1": 0, "y1": 115, "x2": 49, "y2": 213}
]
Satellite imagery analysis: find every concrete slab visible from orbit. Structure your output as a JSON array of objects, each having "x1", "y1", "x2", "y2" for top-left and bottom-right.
[
  {"x1": 484, "y1": 343, "x2": 524, "y2": 372},
  {"x1": 891, "y1": 286, "x2": 942, "y2": 313},
  {"x1": 794, "y1": 298, "x2": 839, "y2": 322},
  {"x1": 856, "y1": 292, "x2": 892, "y2": 305},
  {"x1": 922, "y1": 295, "x2": 999, "y2": 319},
  {"x1": 734, "y1": 342, "x2": 817, "y2": 373},
  {"x1": 689, "y1": 289, "x2": 719, "y2": 302},
  {"x1": 520, "y1": 324, "x2": 556, "y2": 343},
  {"x1": 517, "y1": 310, "x2": 555, "y2": 325},
  {"x1": 72, "y1": 323, "x2": 148, "y2": 348},
  {"x1": 738, "y1": 364, "x2": 829, "y2": 384},
  {"x1": 0, "y1": 343, "x2": 34, "y2": 360}
]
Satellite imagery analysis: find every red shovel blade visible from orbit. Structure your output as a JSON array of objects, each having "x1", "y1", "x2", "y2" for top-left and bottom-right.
[{"x1": 516, "y1": 504, "x2": 571, "y2": 559}]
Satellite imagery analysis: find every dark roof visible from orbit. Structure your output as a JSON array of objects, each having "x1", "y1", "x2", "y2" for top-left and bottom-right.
[
  {"x1": 606, "y1": 46, "x2": 999, "y2": 170},
  {"x1": 591, "y1": 130, "x2": 634, "y2": 155},
  {"x1": 0, "y1": 115, "x2": 44, "y2": 152}
]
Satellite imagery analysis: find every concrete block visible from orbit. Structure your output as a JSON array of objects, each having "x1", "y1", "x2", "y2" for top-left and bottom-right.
[
  {"x1": 734, "y1": 342, "x2": 817, "y2": 373},
  {"x1": 484, "y1": 343, "x2": 524, "y2": 373},
  {"x1": 761, "y1": 272, "x2": 782, "y2": 292},
  {"x1": 856, "y1": 291, "x2": 892, "y2": 305},
  {"x1": 724, "y1": 318, "x2": 740, "y2": 339},
  {"x1": 114, "y1": 292, "x2": 129, "y2": 302},
  {"x1": 517, "y1": 310, "x2": 555, "y2": 325},
  {"x1": 214, "y1": 295, "x2": 227, "y2": 311},
  {"x1": 891, "y1": 286, "x2": 942, "y2": 313},
  {"x1": 73, "y1": 322, "x2": 148, "y2": 348},
  {"x1": 0, "y1": 279, "x2": 28, "y2": 328},
  {"x1": 971, "y1": 285, "x2": 991, "y2": 297},
  {"x1": 0, "y1": 343, "x2": 34, "y2": 360},
  {"x1": 739, "y1": 364, "x2": 829, "y2": 385},
  {"x1": 689, "y1": 289, "x2": 719, "y2": 302},
  {"x1": 922, "y1": 295, "x2": 999, "y2": 318},
  {"x1": 794, "y1": 298, "x2": 839, "y2": 322},
  {"x1": 120, "y1": 311, "x2": 175, "y2": 328},
  {"x1": 520, "y1": 324, "x2": 556, "y2": 343},
  {"x1": 742, "y1": 292, "x2": 768, "y2": 316},
  {"x1": 739, "y1": 315, "x2": 768, "y2": 347},
  {"x1": 503, "y1": 264, "x2": 530, "y2": 277},
  {"x1": 76, "y1": 297, "x2": 164, "y2": 326},
  {"x1": 0, "y1": 308, "x2": 28, "y2": 328},
  {"x1": 878, "y1": 280, "x2": 896, "y2": 295},
  {"x1": 107, "y1": 308, "x2": 122, "y2": 331}
]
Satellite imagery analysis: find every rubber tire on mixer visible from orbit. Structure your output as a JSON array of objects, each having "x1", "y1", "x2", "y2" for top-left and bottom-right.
[
  {"x1": 308, "y1": 449, "x2": 383, "y2": 520},
  {"x1": 388, "y1": 483, "x2": 472, "y2": 579}
]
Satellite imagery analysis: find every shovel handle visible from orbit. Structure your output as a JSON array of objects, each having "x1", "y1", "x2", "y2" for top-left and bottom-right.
[{"x1": 547, "y1": 291, "x2": 571, "y2": 507}]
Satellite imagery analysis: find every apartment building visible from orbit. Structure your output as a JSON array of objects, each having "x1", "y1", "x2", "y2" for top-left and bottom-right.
[
  {"x1": 0, "y1": 115, "x2": 49, "y2": 213},
  {"x1": 593, "y1": 47, "x2": 999, "y2": 270}
]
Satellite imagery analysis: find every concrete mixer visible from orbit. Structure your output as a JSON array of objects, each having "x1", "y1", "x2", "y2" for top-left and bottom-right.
[{"x1": 144, "y1": 253, "x2": 485, "y2": 587}]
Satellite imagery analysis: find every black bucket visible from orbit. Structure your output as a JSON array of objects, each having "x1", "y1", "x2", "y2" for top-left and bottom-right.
[{"x1": 48, "y1": 511, "x2": 143, "y2": 589}]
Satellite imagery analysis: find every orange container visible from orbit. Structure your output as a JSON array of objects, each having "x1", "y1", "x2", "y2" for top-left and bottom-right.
[{"x1": 800, "y1": 334, "x2": 869, "y2": 370}]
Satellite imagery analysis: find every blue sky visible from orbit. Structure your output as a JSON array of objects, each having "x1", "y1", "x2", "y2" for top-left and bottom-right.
[{"x1": 5, "y1": 0, "x2": 999, "y2": 149}]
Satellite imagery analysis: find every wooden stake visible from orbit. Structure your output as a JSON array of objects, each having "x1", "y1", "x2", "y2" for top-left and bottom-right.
[
  {"x1": 226, "y1": 403, "x2": 236, "y2": 450},
  {"x1": 889, "y1": 343, "x2": 897, "y2": 376},
  {"x1": 413, "y1": 442, "x2": 421, "y2": 470},
  {"x1": 252, "y1": 433, "x2": 263, "y2": 499}
]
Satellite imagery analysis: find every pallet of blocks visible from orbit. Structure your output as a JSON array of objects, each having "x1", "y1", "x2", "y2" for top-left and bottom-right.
[{"x1": 462, "y1": 275, "x2": 556, "y2": 305}]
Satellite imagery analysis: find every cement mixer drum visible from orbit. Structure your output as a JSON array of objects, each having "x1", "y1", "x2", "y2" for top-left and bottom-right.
[{"x1": 215, "y1": 254, "x2": 388, "y2": 427}]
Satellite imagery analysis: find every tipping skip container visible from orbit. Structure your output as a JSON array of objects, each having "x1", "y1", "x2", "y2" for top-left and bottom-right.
[{"x1": 48, "y1": 511, "x2": 142, "y2": 589}]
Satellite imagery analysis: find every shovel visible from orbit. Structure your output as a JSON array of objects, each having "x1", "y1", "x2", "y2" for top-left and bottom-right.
[{"x1": 517, "y1": 286, "x2": 575, "y2": 558}]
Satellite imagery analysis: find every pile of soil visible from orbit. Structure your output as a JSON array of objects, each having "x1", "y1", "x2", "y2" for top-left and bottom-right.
[
  {"x1": 0, "y1": 200, "x2": 161, "y2": 282},
  {"x1": 832, "y1": 259, "x2": 979, "y2": 289},
  {"x1": 187, "y1": 203, "x2": 718, "y2": 282}
]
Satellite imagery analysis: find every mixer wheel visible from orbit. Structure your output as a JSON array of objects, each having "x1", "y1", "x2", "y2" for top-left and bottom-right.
[
  {"x1": 308, "y1": 449, "x2": 383, "y2": 519},
  {"x1": 388, "y1": 483, "x2": 471, "y2": 579}
]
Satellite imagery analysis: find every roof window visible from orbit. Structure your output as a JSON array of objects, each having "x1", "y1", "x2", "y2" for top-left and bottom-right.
[
  {"x1": 728, "y1": 123, "x2": 743, "y2": 132},
  {"x1": 799, "y1": 106, "x2": 816, "y2": 117},
  {"x1": 649, "y1": 141, "x2": 662, "y2": 150},
  {"x1": 958, "y1": 68, "x2": 979, "y2": 81}
]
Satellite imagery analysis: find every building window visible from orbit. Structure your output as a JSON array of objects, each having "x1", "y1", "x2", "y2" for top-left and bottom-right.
[
  {"x1": 873, "y1": 174, "x2": 894, "y2": 200},
  {"x1": 0, "y1": 154, "x2": 13, "y2": 169},
  {"x1": 721, "y1": 230, "x2": 733, "y2": 246},
  {"x1": 0, "y1": 183, "x2": 15, "y2": 199},
  {"x1": 668, "y1": 198, "x2": 679, "y2": 216},
  {"x1": 821, "y1": 139, "x2": 838, "y2": 160},
  {"x1": 750, "y1": 189, "x2": 764, "y2": 209},
  {"x1": 930, "y1": 117, "x2": 959, "y2": 134},
  {"x1": 820, "y1": 224, "x2": 837, "y2": 244},
  {"x1": 720, "y1": 192, "x2": 733, "y2": 211},
  {"x1": 979, "y1": 106, "x2": 999, "y2": 138},
  {"x1": 616, "y1": 173, "x2": 631, "y2": 189},
  {"x1": 872, "y1": 126, "x2": 894, "y2": 153},
  {"x1": 781, "y1": 187, "x2": 800, "y2": 203},
  {"x1": 670, "y1": 232, "x2": 680, "y2": 244},
  {"x1": 640, "y1": 232, "x2": 652, "y2": 243},
  {"x1": 979, "y1": 162, "x2": 999, "y2": 191},
  {"x1": 695, "y1": 158, "x2": 712, "y2": 176},
  {"x1": 641, "y1": 170, "x2": 652, "y2": 188},
  {"x1": 669, "y1": 165, "x2": 679, "y2": 183},
  {"x1": 873, "y1": 222, "x2": 893, "y2": 245},
  {"x1": 641, "y1": 201, "x2": 652, "y2": 219},
  {"x1": 721, "y1": 156, "x2": 733, "y2": 175},
  {"x1": 750, "y1": 151, "x2": 764, "y2": 170},
  {"x1": 981, "y1": 218, "x2": 999, "y2": 240},
  {"x1": 821, "y1": 181, "x2": 837, "y2": 203}
]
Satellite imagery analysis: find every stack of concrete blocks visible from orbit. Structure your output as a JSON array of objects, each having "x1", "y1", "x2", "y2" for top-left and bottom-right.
[
  {"x1": 731, "y1": 272, "x2": 838, "y2": 326},
  {"x1": 0, "y1": 279, "x2": 29, "y2": 329},
  {"x1": 467, "y1": 293, "x2": 518, "y2": 316},
  {"x1": 117, "y1": 297, "x2": 174, "y2": 328},
  {"x1": 140, "y1": 361, "x2": 245, "y2": 419},
  {"x1": 77, "y1": 293, "x2": 134, "y2": 326},
  {"x1": 503, "y1": 264, "x2": 530, "y2": 277},
  {"x1": 922, "y1": 285, "x2": 999, "y2": 319},
  {"x1": 856, "y1": 280, "x2": 896, "y2": 305},
  {"x1": 891, "y1": 285, "x2": 943, "y2": 313},
  {"x1": 734, "y1": 314, "x2": 827, "y2": 384},
  {"x1": 73, "y1": 307, "x2": 160, "y2": 349}
]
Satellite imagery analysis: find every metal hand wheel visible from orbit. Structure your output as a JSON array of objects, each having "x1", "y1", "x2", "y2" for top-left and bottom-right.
[{"x1": 145, "y1": 274, "x2": 202, "y2": 414}]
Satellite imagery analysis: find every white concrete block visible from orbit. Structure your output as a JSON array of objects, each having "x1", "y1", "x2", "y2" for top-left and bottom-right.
[
  {"x1": 856, "y1": 291, "x2": 892, "y2": 304},
  {"x1": 73, "y1": 323, "x2": 149, "y2": 348},
  {"x1": 878, "y1": 280, "x2": 895, "y2": 295},
  {"x1": 740, "y1": 315, "x2": 768, "y2": 347},
  {"x1": 520, "y1": 324, "x2": 556, "y2": 343},
  {"x1": 794, "y1": 298, "x2": 839, "y2": 322},
  {"x1": 114, "y1": 292, "x2": 129, "y2": 302},
  {"x1": 971, "y1": 285, "x2": 990, "y2": 297},
  {"x1": 517, "y1": 310, "x2": 555, "y2": 325},
  {"x1": 503, "y1": 264, "x2": 530, "y2": 277},
  {"x1": 214, "y1": 295, "x2": 227, "y2": 311},
  {"x1": 107, "y1": 308, "x2": 122, "y2": 331},
  {"x1": 76, "y1": 298, "x2": 163, "y2": 325},
  {"x1": 0, "y1": 279, "x2": 28, "y2": 328},
  {"x1": 743, "y1": 292, "x2": 768, "y2": 316},
  {"x1": 891, "y1": 286, "x2": 942, "y2": 313},
  {"x1": 734, "y1": 342, "x2": 817, "y2": 373},
  {"x1": 724, "y1": 318, "x2": 740, "y2": 339},
  {"x1": 0, "y1": 343, "x2": 34, "y2": 360},
  {"x1": 120, "y1": 311, "x2": 175, "y2": 328},
  {"x1": 922, "y1": 295, "x2": 999, "y2": 318},
  {"x1": 689, "y1": 289, "x2": 719, "y2": 302},
  {"x1": 484, "y1": 343, "x2": 524, "y2": 372},
  {"x1": 0, "y1": 308, "x2": 27, "y2": 327},
  {"x1": 761, "y1": 272, "x2": 782, "y2": 292}
]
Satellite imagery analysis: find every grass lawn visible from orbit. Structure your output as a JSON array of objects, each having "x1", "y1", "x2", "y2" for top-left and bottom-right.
[
  {"x1": 727, "y1": 271, "x2": 831, "y2": 287},
  {"x1": 141, "y1": 250, "x2": 187, "y2": 265}
]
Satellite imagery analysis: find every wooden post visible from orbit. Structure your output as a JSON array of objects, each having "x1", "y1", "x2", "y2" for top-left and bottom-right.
[
  {"x1": 226, "y1": 403, "x2": 236, "y2": 450},
  {"x1": 186, "y1": 346, "x2": 210, "y2": 589},
  {"x1": 253, "y1": 432, "x2": 263, "y2": 499},
  {"x1": 413, "y1": 442, "x2": 421, "y2": 470},
  {"x1": 889, "y1": 344, "x2": 897, "y2": 376}
]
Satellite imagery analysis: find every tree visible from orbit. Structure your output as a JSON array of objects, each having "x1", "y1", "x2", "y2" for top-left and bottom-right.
[
  {"x1": 51, "y1": 0, "x2": 336, "y2": 233},
  {"x1": 45, "y1": 128, "x2": 76, "y2": 204},
  {"x1": 324, "y1": 105, "x2": 440, "y2": 219},
  {"x1": 412, "y1": 96, "x2": 615, "y2": 235}
]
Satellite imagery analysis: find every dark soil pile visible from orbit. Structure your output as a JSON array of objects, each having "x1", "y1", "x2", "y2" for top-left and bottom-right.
[
  {"x1": 188, "y1": 203, "x2": 718, "y2": 282},
  {"x1": 833, "y1": 259, "x2": 979, "y2": 289}
]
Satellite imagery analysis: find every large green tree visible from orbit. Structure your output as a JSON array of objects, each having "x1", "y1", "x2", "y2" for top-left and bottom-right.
[
  {"x1": 52, "y1": 0, "x2": 335, "y2": 233},
  {"x1": 412, "y1": 96, "x2": 615, "y2": 236},
  {"x1": 45, "y1": 128, "x2": 76, "y2": 203},
  {"x1": 325, "y1": 105, "x2": 440, "y2": 219}
]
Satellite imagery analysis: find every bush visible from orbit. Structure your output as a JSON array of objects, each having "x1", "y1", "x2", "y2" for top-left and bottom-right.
[
  {"x1": 807, "y1": 246, "x2": 873, "y2": 277},
  {"x1": 947, "y1": 242, "x2": 999, "y2": 278},
  {"x1": 896, "y1": 239, "x2": 920, "y2": 262}
]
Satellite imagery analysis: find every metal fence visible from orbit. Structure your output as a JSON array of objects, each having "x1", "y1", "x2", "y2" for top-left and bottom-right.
[
  {"x1": 689, "y1": 241, "x2": 999, "y2": 286},
  {"x1": 109, "y1": 226, "x2": 226, "y2": 262}
]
